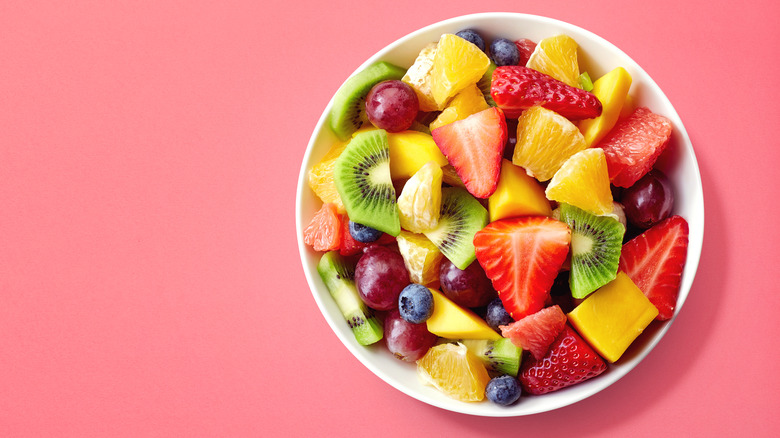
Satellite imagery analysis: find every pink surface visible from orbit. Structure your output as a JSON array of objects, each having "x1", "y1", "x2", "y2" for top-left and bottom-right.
[{"x1": 1, "y1": 1, "x2": 778, "y2": 436}]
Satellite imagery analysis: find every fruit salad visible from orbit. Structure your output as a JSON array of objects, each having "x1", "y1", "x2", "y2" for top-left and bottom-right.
[{"x1": 303, "y1": 28, "x2": 689, "y2": 406}]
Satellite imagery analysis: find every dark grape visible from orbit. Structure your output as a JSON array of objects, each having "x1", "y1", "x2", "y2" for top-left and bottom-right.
[
  {"x1": 355, "y1": 245, "x2": 410, "y2": 310},
  {"x1": 384, "y1": 309, "x2": 437, "y2": 362},
  {"x1": 621, "y1": 170, "x2": 674, "y2": 229},
  {"x1": 439, "y1": 259, "x2": 497, "y2": 308},
  {"x1": 365, "y1": 80, "x2": 419, "y2": 132}
]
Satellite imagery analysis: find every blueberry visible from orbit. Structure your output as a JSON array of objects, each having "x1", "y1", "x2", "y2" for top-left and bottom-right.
[
  {"x1": 486, "y1": 375, "x2": 521, "y2": 406},
  {"x1": 486, "y1": 298, "x2": 514, "y2": 332},
  {"x1": 398, "y1": 284, "x2": 434, "y2": 324},
  {"x1": 455, "y1": 29, "x2": 485, "y2": 52},
  {"x1": 489, "y1": 38, "x2": 520, "y2": 66},
  {"x1": 349, "y1": 221, "x2": 382, "y2": 243}
]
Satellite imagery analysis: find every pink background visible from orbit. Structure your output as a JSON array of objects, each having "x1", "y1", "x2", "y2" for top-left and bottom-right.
[{"x1": 1, "y1": 0, "x2": 778, "y2": 436}]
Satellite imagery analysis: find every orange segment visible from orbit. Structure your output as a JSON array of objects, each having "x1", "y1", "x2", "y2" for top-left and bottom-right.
[
  {"x1": 416, "y1": 342, "x2": 490, "y2": 402},
  {"x1": 526, "y1": 34, "x2": 580, "y2": 88},
  {"x1": 396, "y1": 231, "x2": 444, "y2": 288},
  {"x1": 512, "y1": 106, "x2": 588, "y2": 182},
  {"x1": 429, "y1": 84, "x2": 489, "y2": 131},
  {"x1": 430, "y1": 34, "x2": 491, "y2": 108},
  {"x1": 308, "y1": 142, "x2": 347, "y2": 211},
  {"x1": 397, "y1": 161, "x2": 443, "y2": 233},
  {"x1": 545, "y1": 148, "x2": 614, "y2": 216}
]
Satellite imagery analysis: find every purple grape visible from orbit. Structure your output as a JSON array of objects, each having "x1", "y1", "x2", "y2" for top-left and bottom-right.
[
  {"x1": 439, "y1": 259, "x2": 497, "y2": 308},
  {"x1": 355, "y1": 245, "x2": 410, "y2": 311},
  {"x1": 621, "y1": 170, "x2": 675, "y2": 229},
  {"x1": 365, "y1": 80, "x2": 419, "y2": 132},
  {"x1": 384, "y1": 309, "x2": 437, "y2": 362}
]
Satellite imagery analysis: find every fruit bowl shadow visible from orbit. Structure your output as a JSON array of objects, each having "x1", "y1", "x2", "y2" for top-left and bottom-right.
[{"x1": 296, "y1": 12, "x2": 704, "y2": 416}]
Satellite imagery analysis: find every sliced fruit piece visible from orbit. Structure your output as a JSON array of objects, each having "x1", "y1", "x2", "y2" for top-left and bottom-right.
[
  {"x1": 430, "y1": 34, "x2": 491, "y2": 108},
  {"x1": 477, "y1": 62, "x2": 498, "y2": 106},
  {"x1": 473, "y1": 217, "x2": 571, "y2": 320},
  {"x1": 430, "y1": 84, "x2": 490, "y2": 130},
  {"x1": 545, "y1": 148, "x2": 614, "y2": 216},
  {"x1": 426, "y1": 288, "x2": 500, "y2": 340},
  {"x1": 417, "y1": 342, "x2": 491, "y2": 402},
  {"x1": 519, "y1": 324, "x2": 606, "y2": 395},
  {"x1": 402, "y1": 42, "x2": 441, "y2": 112},
  {"x1": 491, "y1": 66, "x2": 602, "y2": 120},
  {"x1": 525, "y1": 34, "x2": 580, "y2": 88},
  {"x1": 308, "y1": 142, "x2": 347, "y2": 211},
  {"x1": 396, "y1": 231, "x2": 444, "y2": 288},
  {"x1": 317, "y1": 251, "x2": 383, "y2": 345},
  {"x1": 387, "y1": 130, "x2": 449, "y2": 180},
  {"x1": 303, "y1": 203, "x2": 343, "y2": 251},
  {"x1": 461, "y1": 338, "x2": 522, "y2": 377},
  {"x1": 397, "y1": 161, "x2": 443, "y2": 233},
  {"x1": 512, "y1": 105, "x2": 588, "y2": 182},
  {"x1": 330, "y1": 61, "x2": 407, "y2": 140},
  {"x1": 431, "y1": 107, "x2": 507, "y2": 198},
  {"x1": 514, "y1": 38, "x2": 537, "y2": 66},
  {"x1": 333, "y1": 129, "x2": 400, "y2": 236},
  {"x1": 578, "y1": 67, "x2": 633, "y2": 147},
  {"x1": 597, "y1": 107, "x2": 673, "y2": 188},
  {"x1": 559, "y1": 203, "x2": 625, "y2": 298},
  {"x1": 568, "y1": 272, "x2": 659, "y2": 362},
  {"x1": 619, "y1": 215, "x2": 689, "y2": 320},
  {"x1": 488, "y1": 159, "x2": 552, "y2": 222},
  {"x1": 500, "y1": 305, "x2": 567, "y2": 361},
  {"x1": 423, "y1": 187, "x2": 489, "y2": 270}
]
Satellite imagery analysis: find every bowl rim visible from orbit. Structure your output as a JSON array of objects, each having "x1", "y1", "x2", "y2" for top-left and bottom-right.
[{"x1": 296, "y1": 12, "x2": 704, "y2": 416}]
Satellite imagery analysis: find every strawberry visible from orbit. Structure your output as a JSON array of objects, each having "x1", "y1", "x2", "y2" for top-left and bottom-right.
[
  {"x1": 473, "y1": 217, "x2": 571, "y2": 320},
  {"x1": 500, "y1": 305, "x2": 567, "y2": 361},
  {"x1": 619, "y1": 215, "x2": 689, "y2": 320},
  {"x1": 490, "y1": 66, "x2": 602, "y2": 120},
  {"x1": 303, "y1": 203, "x2": 343, "y2": 251},
  {"x1": 519, "y1": 324, "x2": 607, "y2": 395},
  {"x1": 431, "y1": 107, "x2": 507, "y2": 198},
  {"x1": 513, "y1": 39, "x2": 537, "y2": 66}
]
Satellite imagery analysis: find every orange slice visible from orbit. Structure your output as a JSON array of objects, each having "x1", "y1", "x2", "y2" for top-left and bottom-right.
[
  {"x1": 545, "y1": 148, "x2": 613, "y2": 216},
  {"x1": 416, "y1": 342, "x2": 490, "y2": 402},
  {"x1": 526, "y1": 34, "x2": 580, "y2": 88},
  {"x1": 308, "y1": 142, "x2": 347, "y2": 211},
  {"x1": 430, "y1": 34, "x2": 491, "y2": 108},
  {"x1": 429, "y1": 84, "x2": 489, "y2": 130},
  {"x1": 396, "y1": 231, "x2": 444, "y2": 288}
]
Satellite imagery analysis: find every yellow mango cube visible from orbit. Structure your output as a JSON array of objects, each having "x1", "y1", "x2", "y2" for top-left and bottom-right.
[
  {"x1": 488, "y1": 159, "x2": 552, "y2": 222},
  {"x1": 578, "y1": 67, "x2": 632, "y2": 147},
  {"x1": 426, "y1": 288, "x2": 500, "y2": 340},
  {"x1": 387, "y1": 131, "x2": 449, "y2": 180},
  {"x1": 567, "y1": 272, "x2": 659, "y2": 363}
]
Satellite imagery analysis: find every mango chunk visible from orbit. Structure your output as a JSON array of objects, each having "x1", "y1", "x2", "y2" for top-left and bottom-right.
[
  {"x1": 426, "y1": 288, "x2": 500, "y2": 340},
  {"x1": 578, "y1": 67, "x2": 632, "y2": 147},
  {"x1": 567, "y1": 272, "x2": 658, "y2": 363},
  {"x1": 488, "y1": 159, "x2": 552, "y2": 222},
  {"x1": 387, "y1": 131, "x2": 449, "y2": 180}
]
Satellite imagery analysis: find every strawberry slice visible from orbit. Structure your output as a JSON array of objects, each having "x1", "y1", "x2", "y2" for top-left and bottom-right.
[
  {"x1": 519, "y1": 324, "x2": 607, "y2": 395},
  {"x1": 500, "y1": 305, "x2": 567, "y2": 361},
  {"x1": 303, "y1": 203, "x2": 343, "y2": 251},
  {"x1": 431, "y1": 107, "x2": 507, "y2": 198},
  {"x1": 619, "y1": 215, "x2": 689, "y2": 320},
  {"x1": 490, "y1": 66, "x2": 602, "y2": 120},
  {"x1": 474, "y1": 217, "x2": 571, "y2": 320}
]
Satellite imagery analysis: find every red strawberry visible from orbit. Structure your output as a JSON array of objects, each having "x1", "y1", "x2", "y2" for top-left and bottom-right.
[
  {"x1": 500, "y1": 305, "x2": 567, "y2": 361},
  {"x1": 303, "y1": 203, "x2": 343, "y2": 251},
  {"x1": 339, "y1": 215, "x2": 396, "y2": 256},
  {"x1": 473, "y1": 217, "x2": 571, "y2": 320},
  {"x1": 490, "y1": 66, "x2": 602, "y2": 120},
  {"x1": 431, "y1": 107, "x2": 507, "y2": 198},
  {"x1": 519, "y1": 324, "x2": 607, "y2": 395},
  {"x1": 514, "y1": 38, "x2": 537, "y2": 66},
  {"x1": 619, "y1": 215, "x2": 689, "y2": 320},
  {"x1": 597, "y1": 107, "x2": 673, "y2": 188}
]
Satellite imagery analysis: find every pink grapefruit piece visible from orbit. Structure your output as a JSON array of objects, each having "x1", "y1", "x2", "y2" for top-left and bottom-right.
[{"x1": 500, "y1": 305, "x2": 567, "y2": 361}]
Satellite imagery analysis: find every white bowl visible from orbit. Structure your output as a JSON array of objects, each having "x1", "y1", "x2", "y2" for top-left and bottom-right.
[{"x1": 295, "y1": 12, "x2": 704, "y2": 416}]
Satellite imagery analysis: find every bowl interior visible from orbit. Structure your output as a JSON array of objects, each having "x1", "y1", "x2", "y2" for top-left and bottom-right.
[{"x1": 296, "y1": 12, "x2": 704, "y2": 416}]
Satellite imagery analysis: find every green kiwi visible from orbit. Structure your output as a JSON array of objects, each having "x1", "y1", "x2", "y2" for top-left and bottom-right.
[
  {"x1": 559, "y1": 203, "x2": 625, "y2": 299},
  {"x1": 423, "y1": 187, "x2": 488, "y2": 270},
  {"x1": 461, "y1": 338, "x2": 522, "y2": 377},
  {"x1": 317, "y1": 251, "x2": 383, "y2": 346},
  {"x1": 329, "y1": 61, "x2": 407, "y2": 141},
  {"x1": 477, "y1": 62, "x2": 497, "y2": 107},
  {"x1": 333, "y1": 129, "x2": 400, "y2": 236}
]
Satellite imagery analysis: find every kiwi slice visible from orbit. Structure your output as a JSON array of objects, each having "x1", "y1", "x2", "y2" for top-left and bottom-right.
[
  {"x1": 317, "y1": 251, "x2": 383, "y2": 346},
  {"x1": 477, "y1": 62, "x2": 497, "y2": 107},
  {"x1": 333, "y1": 129, "x2": 400, "y2": 236},
  {"x1": 461, "y1": 338, "x2": 522, "y2": 377},
  {"x1": 559, "y1": 203, "x2": 626, "y2": 299},
  {"x1": 329, "y1": 61, "x2": 407, "y2": 140},
  {"x1": 423, "y1": 187, "x2": 488, "y2": 270}
]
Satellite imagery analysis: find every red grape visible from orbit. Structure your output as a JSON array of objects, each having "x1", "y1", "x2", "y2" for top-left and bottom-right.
[
  {"x1": 355, "y1": 245, "x2": 410, "y2": 310},
  {"x1": 621, "y1": 170, "x2": 674, "y2": 229},
  {"x1": 439, "y1": 259, "x2": 497, "y2": 308},
  {"x1": 365, "y1": 80, "x2": 419, "y2": 132},
  {"x1": 384, "y1": 309, "x2": 437, "y2": 362}
]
